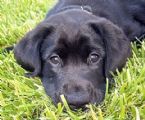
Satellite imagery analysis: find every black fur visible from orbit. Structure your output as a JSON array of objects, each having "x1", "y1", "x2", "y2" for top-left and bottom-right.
[{"x1": 14, "y1": 0, "x2": 145, "y2": 109}]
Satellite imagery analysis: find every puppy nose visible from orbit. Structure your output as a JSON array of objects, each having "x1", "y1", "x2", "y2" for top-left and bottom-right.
[
  {"x1": 66, "y1": 92, "x2": 90, "y2": 108},
  {"x1": 62, "y1": 83, "x2": 92, "y2": 108}
]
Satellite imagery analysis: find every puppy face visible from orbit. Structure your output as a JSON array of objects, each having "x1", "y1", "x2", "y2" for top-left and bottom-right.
[
  {"x1": 14, "y1": 10, "x2": 131, "y2": 109},
  {"x1": 41, "y1": 18, "x2": 106, "y2": 108}
]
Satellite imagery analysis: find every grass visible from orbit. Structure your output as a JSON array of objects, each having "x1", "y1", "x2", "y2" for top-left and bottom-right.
[{"x1": 0, "y1": 0, "x2": 145, "y2": 119}]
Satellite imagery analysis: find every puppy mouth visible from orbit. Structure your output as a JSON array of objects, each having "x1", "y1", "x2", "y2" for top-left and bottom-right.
[
  {"x1": 69, "y1": 104, "x2": 88, "y2": 111},
  {"x1": 53, "y1": 88, "x2": 105, "y2": 110}
]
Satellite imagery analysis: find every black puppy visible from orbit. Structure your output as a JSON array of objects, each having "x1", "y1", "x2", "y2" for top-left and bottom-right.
[{"x1": 14, "y1": 0, "x2": 145, "y2": 109}]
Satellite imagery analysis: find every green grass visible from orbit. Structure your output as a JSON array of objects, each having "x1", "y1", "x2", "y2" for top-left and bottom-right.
[{"x1": 0, "y1": 0, "x2": 145, "y2": 119}]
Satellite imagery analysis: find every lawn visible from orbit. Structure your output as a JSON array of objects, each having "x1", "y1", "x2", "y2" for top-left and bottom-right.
[{"x1": 0, "y1": 0, "x2": 145, "y2": 119}]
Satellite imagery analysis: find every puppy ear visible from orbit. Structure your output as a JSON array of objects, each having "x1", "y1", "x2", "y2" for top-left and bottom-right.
[
  {"x1": 89, "y1": 18, "x2": 131, "y2": 79},
  {"x1": 14, "y1": 22, "x2": 53, "y2": 77}
]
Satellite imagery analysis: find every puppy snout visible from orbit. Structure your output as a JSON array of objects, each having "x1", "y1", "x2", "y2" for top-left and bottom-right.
[{"x1": 60, "y1": 82, "x2": 94, "y2": 108}]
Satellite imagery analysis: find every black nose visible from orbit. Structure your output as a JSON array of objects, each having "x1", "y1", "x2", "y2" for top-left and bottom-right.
[
  {"x1": 66, "y1": 92, "x2": 90, "y2": 108},
  {"x1": 61, "y1": 83, "x2": 93, "y2": 108}
]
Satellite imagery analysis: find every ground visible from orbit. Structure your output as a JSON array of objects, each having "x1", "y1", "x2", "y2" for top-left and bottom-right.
[{"x1": 0, "y1": 0, "x2": 145, "y2": 119}]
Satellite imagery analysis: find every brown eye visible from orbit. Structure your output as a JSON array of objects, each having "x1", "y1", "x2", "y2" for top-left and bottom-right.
[
  {"x1": 88, "y1": 53, "x2": 100, "y2": 64},
  {"x1": 49, "y1": 55, "x2": 61, "y2": 66}
]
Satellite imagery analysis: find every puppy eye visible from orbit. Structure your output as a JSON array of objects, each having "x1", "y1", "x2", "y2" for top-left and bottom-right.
[
  {"x1": 88, "y1": 53, "x2": 100, "y2": 64},
  {"x1": 49, "y1": 55, "x2": 61, "y2": 66}
]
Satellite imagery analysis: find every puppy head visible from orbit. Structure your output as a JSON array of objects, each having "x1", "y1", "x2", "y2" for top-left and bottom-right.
[{"x1": 14, "y1": 10, "x2": 131, "y2": 109}]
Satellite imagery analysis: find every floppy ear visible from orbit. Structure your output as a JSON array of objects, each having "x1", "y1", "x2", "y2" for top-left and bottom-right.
[
  {"x1": 14, "y1": 22, "x2": 53, "y2": 77},
  {"x1": 89, "y1": 18, "x2": 131, "y2": 79}
]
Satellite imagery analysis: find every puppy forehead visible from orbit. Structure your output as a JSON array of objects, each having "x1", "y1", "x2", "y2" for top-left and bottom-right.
[
  {"x1": 41, "y1": 23, "x2": 92, "y2": 56},
  {"x1": 55, "y1": 21, "x2": 101, "y2": 44},
  {"x1": 41, "y1": 15, "x2": 104, "y2": 59},
  {"x1": 55, "y1": 27, "x2": 99, "y2": 51},
  {"x1": 57, "y1": 23, "x2": 81, "y2": 41},
  {"x1": 46, "y1": 23, "x2": 102, "y2": 45},
  {"x1": 46, "y1": 10, "x2": 98, "y2": 41}
]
